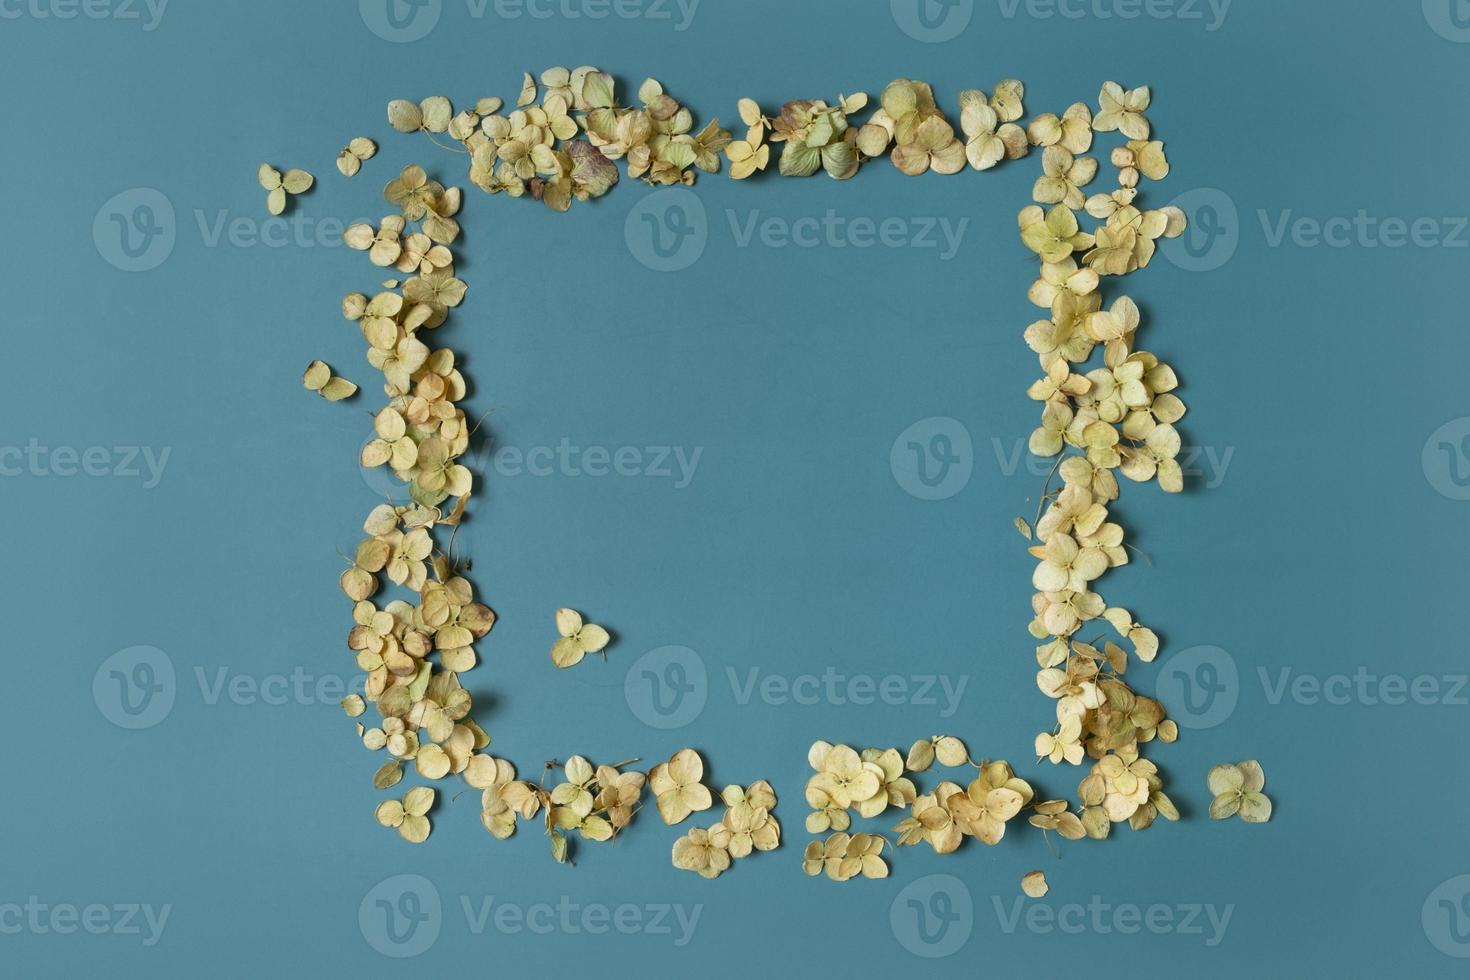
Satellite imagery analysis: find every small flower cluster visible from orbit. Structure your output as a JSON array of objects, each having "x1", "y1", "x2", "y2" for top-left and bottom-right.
[
  {"x1": 803, "y1": 738, "x2": 1035, "y2": 880},
  {"x1": 658, "y1": 749, "x2": 781, "y2": 880},
  {"x1": 1073, "y1": 744, "x2": 1179, "y2": 837},
  {"x1": 330, "y1": 161, "x2": 517, "y2": 847},
  {"x1": 672, "y1": 779, "x2": 782, "y2": 880},
  {"x1": 1014, "y1": 83, "x2": 1197, "y2": 839},
  {"x1": 802, "y1": 833, "x2": 888, "y2": 881},
  {"x1": 464, "y1": 755, "x2": 648, "y2": 862},
  {"x1": 893, "y1": 754, "x2": 1033, "y2": 853},
  {"x1": 390, "y1": 68, "x2": 730, "y2": 212},
  {"x1": 727, "y1": 79, "x2": 1027, "y2": 182}
]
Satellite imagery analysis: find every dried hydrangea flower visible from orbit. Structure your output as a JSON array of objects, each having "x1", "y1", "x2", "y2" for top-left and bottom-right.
[
  {"x1": 1119, "y1": 422, "x2": 1184, "y2": 492},
  {"x1": 337, "y1": 137, "x2": 378, "y2": 177},
  {"x1": 1029, "y1": 103, "x2": 1093, "y2": 153},
  {"x1": 466, "y1": 755, "x2": 521, "y2": 838},
  {"x1": 258, "y1": 164, "x2": 312, "y2": 215},
  {"x1": 989, "y1": 78, "x2": 1025, "y2": 121},
  {"x1": 958, "y1": 87, "x2": 1028, "y2": 171},
  {"x1": 770, "y1": 97, "x2": 860, "y2": 180},
  {"x1": 854, "y1": 749, "x2": 916, "y2": 818},
  {"x1": 1124, "y1": 139, "x2": 1169, "y2": 180},
  {"x1": 1096, "y1": 745, "x2": 1157, "y2": 821},
  {"x1": 550, "y1": 608, "x2": 610, "y2": 668},
  {"x1": 403, "y1": 269, "x2": 467, "y2": 320},
  {"x1": 1093, "y1": 81, "x2": 1152, "y2": 140},
  {"x1": 387, "y1": 96, "x2": 453, "y2": 134},
  {"x1": 949, "y1": 762, "x2": 1032, "y2": 844},
  {"x1": 1036, "y1": 715, "x2": 1084, "y2": 765},
  {"x1": 394, "y1": 232, "x2": 453, "y2": 276},
  {"x1": 803, "y1": 832, "x2": 888, "y2": 881},
  {"x1": 375, "y1": 786, "x2": 435, "y2": 843},
  {"x1": 862, "y1": 79, "x2": 964, "y2": 175},
  {"x1": 892, "y1": 114, "x2": 964, "y2": 176},
  {"x1": 725, "y1": 98, "x2": 771, "y2": 179},
  {"x1": 343, "y1": 216, "x2": 407, "y2": 267},
  {"x1": 649, "y1": 748, "x2": 712, "y2": 824},
  {"x1": 1020, "y1": 205, "x2": 1095, "y2": 264},
  {"x1": 594, "y1": 765, "x2": 645, "y2": 831},
  {"x1": 673, "y1": 826, "x2": 731, "y2": 879},
  {"x1": 548, "y1": 755, "x2": 621, "y2": 843},
  {"x1": 1033, "y1": 147, "x2": 1098, "y2": 211},
  {"x1": 1028, "y1": 799, "x2": 1086, "y2": 840},
  {"x1": 804, "y1": 783, "x2": 850, "y2": 834},
  {"x1": 711, "y1": 781, "x2": 780, "y2": 858},
  {"x1": 1032, "y1": 531, "x2": 1109, "y2": 594},
  {"x1": 1022, "y1": 871, "x2": 1049, "y2": 897},
  {"x1": 807, "y1": 741, "x2": 886, "y2": 813},
  {"x1": 958, "y1": 96, "x2": 1005, "y2": 171},
  {"x1": 1209, "y1": 761, "x2": 1272, "y2": 823},
  {"x1": 895, "y1": 788, "x2": 960, "y2": 853},
  {"x1": 303, "y1": 360, "x2": 357, "y2": 402}
]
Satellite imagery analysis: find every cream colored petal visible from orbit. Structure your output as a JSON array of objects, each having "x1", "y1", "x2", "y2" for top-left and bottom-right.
[
  {"x1": 398, "y1": 814, "x2": 431, "y2": 843},
  {"x1": 1239, "y1": 792, "x2": 1272, "y2": 823},
  {"x1": 551, "y1": 636, "x2": 584, "y2": 669},
  {"x1": 554, "y1": 607, "x2": 582, "y2": 637}
]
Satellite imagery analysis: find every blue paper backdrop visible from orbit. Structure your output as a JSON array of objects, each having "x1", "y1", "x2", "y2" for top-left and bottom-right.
[{"x1": 5, "y1": 0, "x2": 1470, "y2": 975}]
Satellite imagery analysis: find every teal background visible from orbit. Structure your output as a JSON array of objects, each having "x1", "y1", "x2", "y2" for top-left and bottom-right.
[{"x1": 5, "y1": 0, "x2": 1470, "y2": 975}]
